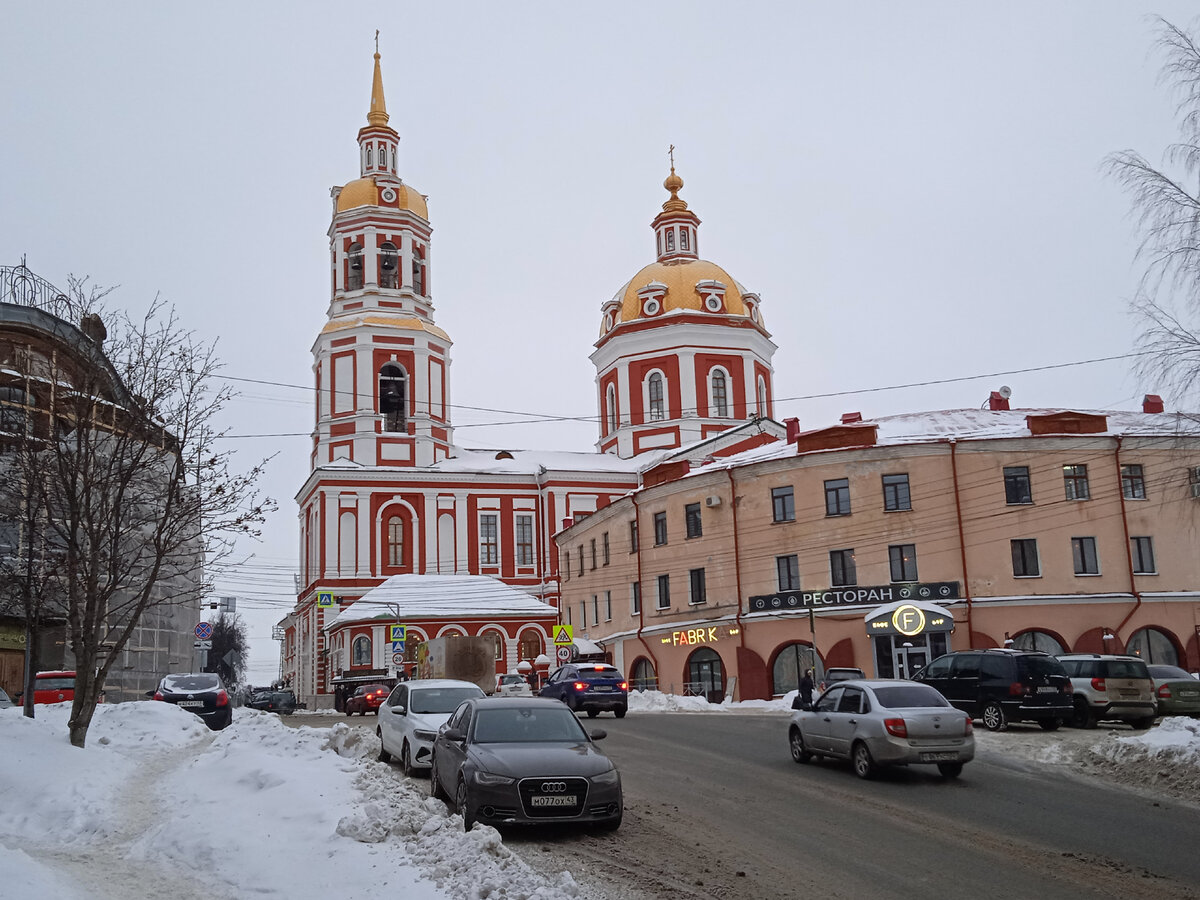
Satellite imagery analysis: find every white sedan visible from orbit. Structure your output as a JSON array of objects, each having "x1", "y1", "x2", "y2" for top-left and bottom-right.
[{"x1": 377, "y1": 679, "x2": 486, "y2": 775}]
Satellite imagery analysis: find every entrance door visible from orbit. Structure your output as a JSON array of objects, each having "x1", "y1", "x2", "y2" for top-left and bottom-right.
[{"x1": 894, "y1": 645, "x2": 929, "y2": 680}]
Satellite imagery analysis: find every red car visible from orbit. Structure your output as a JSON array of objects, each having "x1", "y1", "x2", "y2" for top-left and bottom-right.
[
  {"x1": 345, "y1": 683, "x2": 389, "y2": 715},
  {"x1": 33, "y1": 671, "x2": 76, "y2": 705}
]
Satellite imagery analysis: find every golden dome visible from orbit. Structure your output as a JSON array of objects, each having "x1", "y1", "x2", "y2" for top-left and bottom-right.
[
  {"x1": 321, "y1": 315, "x2": 450, "y2": 341},
  {"x1": 616, "y1": 259, "x2": 750, "y2": 322},
  {"x1": 335, "y1": 178, "x2": 429, "y2": 219}
]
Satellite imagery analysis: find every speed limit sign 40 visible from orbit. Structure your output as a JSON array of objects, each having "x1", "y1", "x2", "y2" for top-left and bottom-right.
[{"x1": 556, "y1": 646, "x2": 571, "y2": 662}]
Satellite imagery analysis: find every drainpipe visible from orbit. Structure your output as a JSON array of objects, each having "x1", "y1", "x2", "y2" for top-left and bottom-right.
[
  {"x1": 535, "y1": 465, "x2": 548, "y2": 607},
  {"x1": 631, "y1": 494, "x2": 659, "y2": 676},
  {"x1": 1113, "y1": 435, "x2": 1143, "y2": 635},
  {"x1": 727, "y1": 468, "x2": 746, "y2": 650},
  {"x1": 949, "y1": 440, "x2": 975, "y2": 646}
]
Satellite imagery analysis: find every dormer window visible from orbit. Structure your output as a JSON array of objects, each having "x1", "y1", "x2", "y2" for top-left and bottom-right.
[
  {"x1": 379, "y1": 363, "x2": 408, "y2": 432},
  {"x1": 379, "y1": 242, "x2": 398, "y2": 289},
  {"x1": 347, "y1": 243, "x2": 364, "y2": 291}
]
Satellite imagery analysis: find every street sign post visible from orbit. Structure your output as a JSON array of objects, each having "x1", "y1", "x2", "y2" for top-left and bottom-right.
[
  {"x1": 392, "y1": 652, "x2": 405, "y2": 667},
  {"x1": 389, "y1": 624, "x2": 406, "y2": 643},
  {"x1": 194, "y1": 639, "x2": 212, "y2": 650},
  {"x1": 194, "y1": 622, "x2": 213, "y2": 641}
]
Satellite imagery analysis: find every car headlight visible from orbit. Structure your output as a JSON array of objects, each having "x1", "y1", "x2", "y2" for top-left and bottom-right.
[
  {"x1": 473, "y1": 771, "x2": 516, "y2": 786},
  {"x1": 590, "y1": 767, "x2": 620, "y2": 786},
  {"x1": 413, "y1": 730, "x2": 437, "y2": 741}
]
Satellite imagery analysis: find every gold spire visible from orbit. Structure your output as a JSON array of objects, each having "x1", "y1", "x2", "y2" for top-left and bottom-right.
[
  {"x1": 367, "y1": 34, "x2": 389, "y2": 127},
  {"x1": 662, "y1": 146, "x2": 687, "y2": 213}
]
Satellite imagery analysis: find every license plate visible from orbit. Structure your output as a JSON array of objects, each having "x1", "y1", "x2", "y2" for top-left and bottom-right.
[
  {"x1": 1119, "y1": 690, "x2": 1140, "y2": 698},
  {"x1": 919, "y1": 752, "x2": 958, "y2": 762},
  {"x1": 530, "y1": 795, "x2": 577, "y2": 807},
  {"x1": 1036, "y1": 686, "x2": 1058, "y2": 694},
  {"x1": 1180, "y1": 690, "x2": 1198, "y2": 698},
  {"x1": 178, "y1": 700, "x2": 204, "y2": 709},
  {"x1": 591, "y1": 686, "x2": 612, "y2": 692}
]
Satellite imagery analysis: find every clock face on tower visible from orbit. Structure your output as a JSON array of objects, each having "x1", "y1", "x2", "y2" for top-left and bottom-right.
[{"x1": 380, "y1": 187, "x2": 397, "y2": 204}]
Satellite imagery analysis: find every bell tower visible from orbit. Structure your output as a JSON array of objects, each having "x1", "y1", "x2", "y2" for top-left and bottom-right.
[{"x1": 310, "y1": 44, "x2": 453, "y2": 470}]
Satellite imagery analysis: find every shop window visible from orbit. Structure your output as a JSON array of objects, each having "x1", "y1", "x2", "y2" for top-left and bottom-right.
[
  {"x1": 772, "y1": 642, "x2": 819, "y2": 697},
  {"x1": 1126, "y1": 626, "x2": 1179, "y2": 665},
  {"x1": 1011, "y1": 630, "x2": 1065, "y2": 655},
  {"x1": 631, "y1": 658, "x2": 657, "y2": 691},
  {"x1": 686, "y1": 647, "x2": 723, "y2": 701}
]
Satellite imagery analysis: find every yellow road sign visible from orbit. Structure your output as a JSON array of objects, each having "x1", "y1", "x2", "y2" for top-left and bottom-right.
[
  {"x1": 317, "y1": 591, "x2": 334, "y2": 607},
  {"x1": 389, "y1": 624, "x2": 406, "y2": 643},
  {"x1": 553, "y1": 625, "x2": 574, "y2": 645}
]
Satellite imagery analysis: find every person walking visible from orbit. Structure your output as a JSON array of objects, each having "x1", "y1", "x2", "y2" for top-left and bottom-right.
[{"x1": 793, "y1": 668, "x2": 815, "y2": 710}]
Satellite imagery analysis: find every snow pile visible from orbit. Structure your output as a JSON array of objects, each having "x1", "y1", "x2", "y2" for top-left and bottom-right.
[
  {"x1": 627, "y1": 690, "x2": 791, "y2": 713},
  {"x1": 1084, "y1": 717, "x2": 1200, "y2": 801},
  {"x1": 0, "y1": 702, "x2": 589, "y2": 900}
]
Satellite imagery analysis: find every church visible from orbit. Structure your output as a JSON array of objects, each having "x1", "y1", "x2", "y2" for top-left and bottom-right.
[{"x1": 277, "y1": 50, "x2": 778, "y2": 706}]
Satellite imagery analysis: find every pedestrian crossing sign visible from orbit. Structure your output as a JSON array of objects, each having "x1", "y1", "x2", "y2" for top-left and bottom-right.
[
  {"x1": 389, "y1": 625, "x2": 406, "y2": 643},
  {"x1": 553, "y1": 625, "x2": 573, "y2": 645},
  {"x1": 317, "y1": 591, "x2": 334, "y2": 607}
]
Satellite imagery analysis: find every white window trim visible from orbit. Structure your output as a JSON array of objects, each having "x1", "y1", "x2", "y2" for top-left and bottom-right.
[
  {"x1": 707, "y1": 366, "x2": 731, "y2": 418},
  {"x1": 643, "y1": 369, "x2": 668, "y2": 422}
]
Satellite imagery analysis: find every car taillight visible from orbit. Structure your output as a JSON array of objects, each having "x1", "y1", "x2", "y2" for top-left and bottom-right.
[
  {"x1": 884, "y1": 718, "x2": 907, "y2": 738},
  {"x1": 216, "y1": 689, "x2": 229, "y2": 707},
  {"x1": 1009, "y1": 682, "x2": 1025, "y2": 696},
  {"x1": 963, "y1": 717, "x2": 973, "y2": 736},
  {"x1": 1158, "y1": 684, "x2": 1172, "y2": 699},
  {"x1": 573, "y1": 682, "x2": 588, "y2": 691},
  {"x1": 619, "y1": 681, "x2": 628, "y2": 690},
  {"x1": 1064, "y1": 681, "x2": 1073, "y2": 694},
  {"x1": 153, "y1": 691, "x2": 164, "y2": 701},
  {"x1": 1091, "y1": 678, "x2": 1107, "y2": 692}
]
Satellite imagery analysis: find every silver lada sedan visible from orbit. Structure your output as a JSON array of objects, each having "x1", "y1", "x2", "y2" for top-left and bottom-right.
[{"x1": 788, "y1": 679, "x2": 974, "y2": 779}]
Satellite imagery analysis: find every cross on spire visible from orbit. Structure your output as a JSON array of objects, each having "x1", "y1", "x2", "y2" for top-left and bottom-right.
[
  {"x1": 375, "y1": 29, "x2": 379, "y2": 54},
  {"x1": 669, "y1": 143, "x2": 675, "y2": 169}
]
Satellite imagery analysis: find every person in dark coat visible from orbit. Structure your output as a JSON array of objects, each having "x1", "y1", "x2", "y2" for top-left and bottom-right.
[{"x1": 793, "y1": 668, "x2": 815, "y2": 710}]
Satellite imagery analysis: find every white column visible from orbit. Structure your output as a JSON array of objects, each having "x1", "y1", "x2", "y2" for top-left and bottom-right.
[
  {"x1": 321, "y1": 489, "x2": 337, "y2": 581},
  {"x1": 364, "y1": 227, "x2": 378, "y2": 286},
  {"x1": 424, "y1": 491, "x2": 439, "y2": 575},
  {"x1": 401, "y1": 232, "x2": 414, "y2": 290},
  {"x1": 742, "y1": 354, "x2": 757, "y2": 418},
  {"x1": 678, "y1": 351, "x2": 697, "y2": 418},
  {"x1": 357, "y1": 492, "x2": 372, "y2": 577},
  {"x1": 455, "y1": 492, "x2": 470, "y2": 573}
]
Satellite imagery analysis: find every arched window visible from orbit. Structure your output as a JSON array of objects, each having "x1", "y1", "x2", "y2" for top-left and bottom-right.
[
  {"x1": 347, "y1": 243, "x2": 364, "y2": 291},
  {"x1": 665, "y1": 228, "x2": 675, "y2": 252},
  {"x1": 1126, "y1": 627, "x2": 1179, "y2": 665},
  {"x1": 483, "y1": 630, "x2": 505, "y2": 661},
  {"x1": 379, "y1": 364, "x2": 407, "y2": 432},
  {"x1": 711, "y1": 370, "x2": 728, "y2": 418},
  {"x1": 412, "y1": 247, "x2": 426, "y2": 295},
  {"x1": 757, "y1": 376, "x2": 767, "y2": 417},
  {"x1": 686, "y1": 648, "x2": 724, "y2": 701},
  {"x1": 606, "y1": 384, "x2": 618, "y2": 434},
  {"x1": 379, "y1": 144, "x2": 387, "y2": 169},
  {"x1": 352, "y1": 635, "x2": 372, "y2": 667},
  {"x1": 647, "y1": 372, "x2": 664, "y2": 421},
  {"x1": 387, "y1": 516, "x2": 404, "y2": 567},
  {"x1": 518, "y1": 630, "x2": 542, "y2": 661},
  {"x1": 402, "y1": 630, "x2": 426, "y2": 669},
  {"x1": 366, "y1": 145, "x2": 373, "y2": 167},
  {"x1": 772, "y1": 642, "x2": 820, "y2": 696},
  {"x1": 630, "y1": 658, "x2": 657, "y2": 691},
  {"x1": 680, "y1": 227, "x2": 689, "y2": 251},
  {"x1": 1011, "y1": 630, "x2": 1065, "y2": 656},
  {"x1": 379, "y1": 242, "x2": 398, "y2": 289}
]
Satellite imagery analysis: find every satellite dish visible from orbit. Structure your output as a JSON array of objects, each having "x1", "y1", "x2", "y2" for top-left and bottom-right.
[{"x1": 998, "y1": 385, "x2": 1012, "y2": 399}]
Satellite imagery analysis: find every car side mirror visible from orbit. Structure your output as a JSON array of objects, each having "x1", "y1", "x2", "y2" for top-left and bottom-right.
[
  {"x1": 144, "y1": 690, "x2": 154, "y2": 698},
  {"x1": 394, "y1": 705, "x2": 406, "y2": 715},
  {"x1": 443, "y1": 727, "x2": 466, "y2": 742},
  {"x1": 589, "y1": 729, "x2": 607, "y2": 740}
]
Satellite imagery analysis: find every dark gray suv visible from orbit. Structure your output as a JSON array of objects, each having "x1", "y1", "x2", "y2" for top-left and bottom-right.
[{"x1": 913, "y1": 649, "x2": 1073, "y2": 731}]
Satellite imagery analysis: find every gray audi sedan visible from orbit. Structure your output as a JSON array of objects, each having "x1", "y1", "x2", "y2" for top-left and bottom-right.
[
  {"x1": 429, "y1": 696, "x2": 622, "y2": 831},
  {"x1": 788, "y1": 679, "x2": 974, "y2": 779}
]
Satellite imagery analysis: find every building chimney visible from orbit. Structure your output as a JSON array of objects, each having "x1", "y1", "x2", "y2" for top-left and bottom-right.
[
  {"x1": 840, "y1": 412, "x2": 863, "y2": 424},
  {"x1": 988, "y1": 391, "x2": 1010, "y2": 411},
  {"x1": 784, "y1": 417, "x2": 800, "y2": 442},
  {"x1": 1143, "y1": 394, "x2": 1164, "y2": 414}
]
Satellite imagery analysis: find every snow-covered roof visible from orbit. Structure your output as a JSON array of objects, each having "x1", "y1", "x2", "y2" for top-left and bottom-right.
[
  {"x1": 430, "y1": 446, "x2": 646, "y2": 476},
  {"x1": 328, "y1": 574, "x2": 557, "y2": 627}
]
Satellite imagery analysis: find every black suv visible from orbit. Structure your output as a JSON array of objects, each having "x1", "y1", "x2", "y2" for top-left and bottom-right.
[
  {"x1": 539, "y1": 663, "x2": 628, "y2": 718},
  {"x1": 247, "y1": 689, "x2": 299, "y2": 714},
  {"x1": 913, "y1": 649, "x2": 1072, "y2": 731}
]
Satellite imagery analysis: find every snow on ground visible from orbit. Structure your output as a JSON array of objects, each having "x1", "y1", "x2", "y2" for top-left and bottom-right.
[{"x1": 3, "y1": 692, "x2": 1198, "y2": 900}]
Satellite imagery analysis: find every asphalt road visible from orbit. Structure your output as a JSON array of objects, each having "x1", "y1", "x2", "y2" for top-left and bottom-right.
[{"x1": 507, "y1": 712, "x2": 1200, "y2": 900}]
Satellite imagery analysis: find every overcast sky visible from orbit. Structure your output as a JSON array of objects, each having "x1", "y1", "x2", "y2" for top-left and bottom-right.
[{"x1": 4, "y1": 2, "x2": 1198, "y2": 683}]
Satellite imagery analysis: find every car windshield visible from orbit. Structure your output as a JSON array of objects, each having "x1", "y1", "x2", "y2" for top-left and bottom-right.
[
  {"x1": 410, "y1": 687, "x2": 484, "y2": 714},
  {"x1": 1148, "y1": 665, "x2": 1192, "y2": 680},
  {"x1": 162, "y1": 674, "x2": 220, "y2": 692},
  {"x1": 1020, "y1": 656, "x2": 1066, "y2": 678},
  {"x1": 473, "y1": 707, "x2": 589, "y2": 743},
  {"x1": 871, "y1": 685, "x2": 950, "y2": 709},
  {"x1": 578, "y1": 666, "x2": 621, "y2": 682}
]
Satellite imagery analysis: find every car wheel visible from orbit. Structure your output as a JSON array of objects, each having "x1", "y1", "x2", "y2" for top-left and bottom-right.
[
  {"x1": 852, "y1": 741, "x2": 876, "y2": 780},
  {"x1": 1038, "y1": 718, "x2": 1062, "y2": 732},
  {"x1": 376, "y1": 728, "x2": 392, "y2": 763},
  {"x1": 1071, "y1": 699, "x2": 1097, "y2": 729},
  {"x1": 937, "y1": 762, "x2": 964, "y2": 778},
  {"x1": 981, "y1": 701, "x2": 1008, "y2": 732},
  {"x1": 429, "y1": 756, "x2": 448, "y2": 801},
  {"x1": 614, "y1": 707, "x2": 627, "y2": 719},
  {"x1": 1131, "y1": 716, "x2": 1156, "y2": 730},
  {"x1": 401, "y1": 741, "x2": 415, "y2": 778},
  {"x1": 456, "y1": 777, "x2": 475, "y2": 831},
  {"x1": 788, "y1": 726, "x2": 812, "y2": 764},
  {"x1": 586, "y1": 709, "x2": 599, "y2": 718}
]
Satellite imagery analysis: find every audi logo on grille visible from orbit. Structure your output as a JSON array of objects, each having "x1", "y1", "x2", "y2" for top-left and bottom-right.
[{"x1": 540, "y1": 781, "x2": 568, "y2": 793}]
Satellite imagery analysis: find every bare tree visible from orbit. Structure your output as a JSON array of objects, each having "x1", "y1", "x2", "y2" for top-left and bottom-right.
[
  {"x1": 1107, "y1": 17, "x2": 1200, "y2": 399},
  {"x1": 2, "y1": 279, "x2": 272, "y2": 746}
]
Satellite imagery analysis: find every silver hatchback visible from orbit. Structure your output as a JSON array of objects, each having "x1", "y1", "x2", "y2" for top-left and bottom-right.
[{"x1": 789, "y1": 679, "x2": 975, "y2": 779}]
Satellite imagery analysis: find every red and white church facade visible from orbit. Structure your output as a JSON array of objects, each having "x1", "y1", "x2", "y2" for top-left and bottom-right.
[{"x1": 278, "y1": 50, "x2": 780, "y2": 707}]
